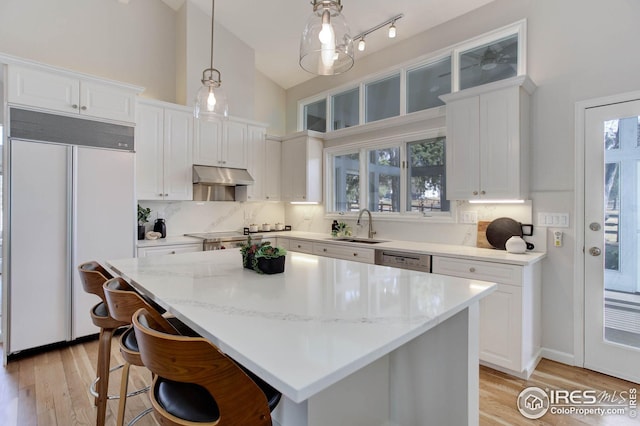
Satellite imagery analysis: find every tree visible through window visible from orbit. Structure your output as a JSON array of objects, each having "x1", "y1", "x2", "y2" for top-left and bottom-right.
[{"x1": 408, "y1": 138, "x2": 449, "y2": 213}]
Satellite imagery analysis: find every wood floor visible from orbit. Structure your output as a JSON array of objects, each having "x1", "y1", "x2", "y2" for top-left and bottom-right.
[{"x1": 0, "y1": 339, "x2": 638, "y2": 425}]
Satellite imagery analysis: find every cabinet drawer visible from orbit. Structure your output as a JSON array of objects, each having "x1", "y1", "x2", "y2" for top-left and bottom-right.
[
  {"x1": 137, "y1": 243, "x2": 202, "y2": 257},
  {"x1": 313, "y1": 243, "x2": 375, "y2": 264},
  {"x1": 287, "y1": 239, "x2": 314, "y2": 254},
  {"x1": 274, "y1": 237, "x2": 290, "y2": 250},
  {"x1": 432, "y1": 256, "x2": 522, "y2": 286}
]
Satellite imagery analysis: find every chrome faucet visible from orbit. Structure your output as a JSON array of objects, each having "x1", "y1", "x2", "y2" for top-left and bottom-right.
[{"x1": 357, "y1": 208, "x2": 376, "y2": 239}]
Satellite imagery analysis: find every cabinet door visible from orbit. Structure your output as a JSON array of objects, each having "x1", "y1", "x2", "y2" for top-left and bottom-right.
[
  {"x1": 193, "y1": 118, "x2": 223, "y2": 166},
  {"x1": 80, "y1": 80, "x2": 135, "y2": 123},
  {"x1": 479, "y1": 87, "x2": 520, "y2": 199},
  {"x1": 445, "y1": 96, "x2": 480, "y2": 200},
  {"x1": 138, "y1": 244, "x2": 202, "y2": 257},
  {"x1": 135, "y1": 104, "x2": 165, "y2": 200},
  {"x1": 282, "y1": 137, "x2": 307, "y2": 201},
  {"x1": 163, "y1": 108, "x2": 193, "y2": 200},
  {"x1": 264, "y1": 139, "x2": 282, "y2": 201},
  {"x1": 246, "y1": 125, "x2": 266, "y2": 201},
  {"x1": 8, "y1": 65, "x2": 80, "y2": 114},
  {"x1": 479, "y1": 284, "x2": 522, "y2": 371},
  {"x1": 222, "y1": 120, "x2": 247, "y2": 168}
]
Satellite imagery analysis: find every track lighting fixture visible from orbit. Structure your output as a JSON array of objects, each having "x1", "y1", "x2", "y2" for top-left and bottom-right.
[{"x1": 352, "y1": 13, "x2": 403, "y2": 54}]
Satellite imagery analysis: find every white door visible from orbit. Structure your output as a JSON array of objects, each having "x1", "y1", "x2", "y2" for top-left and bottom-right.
[
  {"x1": 9, "y1": 140, "x2": 71, "y2": 353},
  {"x1": 73, "y1": 147, "x2": 135, "y2": 339},
  {"x1": 584, "y1": 100, "x2": 640, "y2": 383}
]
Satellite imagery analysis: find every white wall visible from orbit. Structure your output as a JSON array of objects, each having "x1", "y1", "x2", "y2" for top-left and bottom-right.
[
  {"x1": 0, "y1": 0, "x2": 177, "y2": 102},
  {"x1": 284, "y1": 0, "x2": 640, "y2": 362},
  {"x1": 255, "y1": 70, "x2": 287, "y2": 136}
]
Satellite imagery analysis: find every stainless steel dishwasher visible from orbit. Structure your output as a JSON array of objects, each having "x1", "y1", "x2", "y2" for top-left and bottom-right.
[{"x1": 374, "y1": 249, "x2": 432, "y2": 272}]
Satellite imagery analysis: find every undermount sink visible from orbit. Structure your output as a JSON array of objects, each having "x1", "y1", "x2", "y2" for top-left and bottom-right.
[{"x1": 327, "y1": 237, "x2": 389, "y2": 244}]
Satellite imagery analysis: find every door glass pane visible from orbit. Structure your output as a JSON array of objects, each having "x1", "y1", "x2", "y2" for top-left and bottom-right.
[
  {"x1": 304, "y1": 99, "x2": 326, "y2": 132},
  {"x1": 333, "y1": 153, "x2": 360, "y2": 212},
  {"x1": 603, "y1": 116, "x2": 640, "y2": 349},
  {"x1": 459, "y1": 34, "x2": 518, "y2": 90},
  {"x1": 332, "y1": 88, "x2": 359, "y2": 130},
  {"x1": 406, "y1": 57, "x2": 451, "y2": 113},
  {"x1": 365, "y1": 74, "x2": 400, "y2": 123},
  {"x1": 367, "y1": 147, "x2": 400, "y2": 212},
  {"x1": 407, "y1": 138, "x2": 449, "y2": 213}
]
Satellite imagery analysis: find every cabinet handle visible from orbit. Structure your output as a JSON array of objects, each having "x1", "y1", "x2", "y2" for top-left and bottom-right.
[
  {"x1": 353, "y1": 253, "x2": 358, "y2": 257},
  {"x1": 480, "y1": 190, "x2": 486, "y2": 195},
  {"x1": 265, "y1": 196, "x2": 270, "y2": 199},
  {"x1": 81, "y1": 106, "x2": 87, "y2": 111},
  {"x1": 164, "y1": 193, "x2": 169, "y2": 196},
  {"x1": 323, "y1": 248, "x2": 327, "y2": 252},
  {"x1": 170, "y1": 251, "x2": 176, "y2": 254},
  {"x1": 158, "y1": 193, "x2": 163, "y2": 197},
  {"x1": 472, "y1": 191, "x2": 478, "y2": 196},
  {"x1": 297, "y1": 245, "x2": 302, "y2": 248},
  {"x1": 469, "y1": 267, "x2": 476, "y2": 273},
  {"x1": 302, "y1": 195, "x2": 306, "y2": 200},
  {"x1": 72, "y1": 104, "x2": 79, "y2": 109}
]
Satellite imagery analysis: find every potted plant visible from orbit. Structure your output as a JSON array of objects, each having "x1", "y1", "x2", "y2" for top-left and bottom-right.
[
  {"x1": 137, "y1": 204, "x2": 151, "y2": 240},
  {"x1": 252, "y1": 244, "x2": 287, "y2": 275},
  {"x1": 239, "y1": 236, "x2": 270, "y2": 269},
  {"x1": 331, "y1": 222, "x2": 352, "y2": 238}
]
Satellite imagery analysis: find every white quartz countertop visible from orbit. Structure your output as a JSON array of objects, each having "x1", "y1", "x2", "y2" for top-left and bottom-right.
[
  {"x1": 272, "y1": 231, "x2": 546, "y2": 266},
  {"x1": 107, "y1": 249, "x2": 496, "y2": 403}
]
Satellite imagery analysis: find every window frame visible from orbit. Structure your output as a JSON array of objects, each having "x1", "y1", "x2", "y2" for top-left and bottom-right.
[
  {"x1": 299, "y1": 20, "x2": 526, "y2": 133},
  {"x1": 324, "y1": 127, "x2": 453, "y2": 222}
]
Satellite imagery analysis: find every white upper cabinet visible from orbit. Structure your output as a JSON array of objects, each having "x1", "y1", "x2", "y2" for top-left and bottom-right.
[
  {"x1": 247, "y1": 126, "x2": 281, "y2": 202},
  {"x1": 193, "y1": 117, "x2": 248, "y2": 169},
  {"x1": 136, "y1": 100, "x2": 193, "y2": 201},
  {"x1": 8, "y1": 64, "x2": 138, "y2": 123},
  {"x1": 441, "y1": 76, "x2": 535, "y2": 201},
  {"x1": 264, "y1": 138, "x2": 282, "y2": 201},
  {"x1": 281, "y1": 133, "x2": 323, "y2": 203}
]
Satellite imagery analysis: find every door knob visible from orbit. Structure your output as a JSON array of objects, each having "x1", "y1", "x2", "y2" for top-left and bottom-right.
[{"x1": 589, "y1": 247, "x2": 601, "y2": 256}]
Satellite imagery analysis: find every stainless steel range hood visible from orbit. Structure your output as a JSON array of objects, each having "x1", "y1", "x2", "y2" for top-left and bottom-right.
[
  {"x1": 192, "y1": 165, "x2": 253, "y2": 202},
  {"x1": 193, "y1": 165, "x2": 254, "y2": 186}
]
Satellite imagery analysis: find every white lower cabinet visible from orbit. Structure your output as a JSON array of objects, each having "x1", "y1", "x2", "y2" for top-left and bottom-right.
[
  {"x1": 280, "y1": 238, "x2": 374, "y2": 264},
  {"x1": 313, "y1": 242, "x2": 374, "y2": 264},
  {"x1": 431, "y1": 256, "x2": 541, "y2": 378},
  {"x1": 137, "y1": 243, "x2": 202, "y2": 257}
]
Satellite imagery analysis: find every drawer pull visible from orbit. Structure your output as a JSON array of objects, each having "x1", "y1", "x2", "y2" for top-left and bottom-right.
[
  {"x1": 469, "y1": 267, "x2": 476, "y2": 273},
  {"x1": 353, "y1": 253, "x2": 358, "y2": 257},
  {"x1": 297, "y1": 245, "x2": 302, "y2": 248},
  {"x1": 323, "y1": 248, "x2": 327, "y2": 252},
  {"x1": 170, "y1": 251, "x2": 176, "y2": 254}
]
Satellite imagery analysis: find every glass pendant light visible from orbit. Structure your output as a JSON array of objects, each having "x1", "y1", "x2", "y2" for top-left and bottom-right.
[
  {"x1": 299, "y1": 0, "x2": 354, "y2": 76},
  {"x1": 195, "y1": 0, "x2": 228, "y2": 120}
]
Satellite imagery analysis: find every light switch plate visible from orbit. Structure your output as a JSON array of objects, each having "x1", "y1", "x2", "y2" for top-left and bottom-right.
[
  {"x1": 538, "y1": 212, "x2": 570, "y2": 227},
  {"x1": 459, "y1": 211, "x2": 478, "y2": 224}
]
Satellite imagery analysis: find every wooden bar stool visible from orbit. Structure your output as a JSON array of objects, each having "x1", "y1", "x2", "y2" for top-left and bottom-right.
[
  {"x1": 132, "y1": 307, "x2": 282, "y2": 425},
  {"x1": 77, "y1": 261, "x2": 128, "y2": 426},
  {"x1": 103, "y1": 277, "x2": 181, "y2": 426}
]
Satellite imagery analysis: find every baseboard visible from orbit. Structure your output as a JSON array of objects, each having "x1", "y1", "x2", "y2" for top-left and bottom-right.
[{"x1": 540, "y1": 347, "x2": 575, "y2": 366}]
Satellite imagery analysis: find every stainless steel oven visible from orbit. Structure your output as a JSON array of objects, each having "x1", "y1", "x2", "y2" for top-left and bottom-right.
[
  {"x1": 374, "y1": 249, "x2": 431, "y2": 273},
  {"x1": 184, "y1": 232, "x2": 262, "y2": 251}
]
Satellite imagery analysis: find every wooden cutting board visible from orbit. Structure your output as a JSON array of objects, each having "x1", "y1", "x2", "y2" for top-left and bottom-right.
[{"x1": 476, "y1": 221, "x2": 493, "y2": 249}]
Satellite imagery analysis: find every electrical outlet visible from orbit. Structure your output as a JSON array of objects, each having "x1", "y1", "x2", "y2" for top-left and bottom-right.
[
  {"x1": 553, "y1": 230, "x2": 563, "y2": 247},
  {"x1": 459, "y1": 211, "x2": 478, "y2": 224}
]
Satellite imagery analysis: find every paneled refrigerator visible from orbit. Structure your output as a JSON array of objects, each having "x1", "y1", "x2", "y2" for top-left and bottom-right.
[{"x1": 6, "y1": 108, "x2": 135, "y2": 356}]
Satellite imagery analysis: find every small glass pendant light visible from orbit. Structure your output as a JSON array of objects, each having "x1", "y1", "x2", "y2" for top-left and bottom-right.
[
  {"x1": 194, "y1": 0, "x2": 228, "y2": 120},
  {"x1": 299, "y1": 0, "x2": 354, "y2": 76}
]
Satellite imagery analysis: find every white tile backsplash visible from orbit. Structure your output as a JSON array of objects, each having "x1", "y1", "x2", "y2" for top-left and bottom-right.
[{"x1": 138, "y1": 201, "x2": 285, "y2": 236}]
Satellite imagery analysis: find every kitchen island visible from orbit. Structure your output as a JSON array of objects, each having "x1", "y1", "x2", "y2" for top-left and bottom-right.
[{"x1": 107, "y1": 249, "x2": 496, "y2": 426}]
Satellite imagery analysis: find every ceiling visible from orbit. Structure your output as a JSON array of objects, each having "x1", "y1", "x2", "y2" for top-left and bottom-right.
[{"x1": 161, "y1": 0, "x2": 496, "y2": 89}]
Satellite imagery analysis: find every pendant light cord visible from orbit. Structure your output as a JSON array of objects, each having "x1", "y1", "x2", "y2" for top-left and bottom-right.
[{"x1": 209, "y1": 0, "x2": 215, "y2": 70}]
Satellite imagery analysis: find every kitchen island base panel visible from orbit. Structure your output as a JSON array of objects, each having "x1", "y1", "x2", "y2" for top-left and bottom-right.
[{"x1": 272, "y1": 305, "x2": 479, "y2": 426}]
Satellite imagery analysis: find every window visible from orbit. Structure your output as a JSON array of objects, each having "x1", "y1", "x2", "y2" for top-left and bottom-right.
[
  {"x1": 459, "y1": 34, "x2": 518, "y2": 91},
  {"x1": 328, "y1": 135, "x2": 449, "y2": 217},
  {"x1": 365, "y1": 74, "x2": 400, "y2": 123},
  {"x1": 332, "y1": 88, "x2": 359, "y2": 130},
  {"x1": 367, "y1": 147, "x2": 400, "y2": 212},
  {"x1": 332, "y1": 152, "x2": 360, "y2": 211},
  {"x1": 407, "y1": 57, "x2": 452, "y2": 113},
  {"x1": 304, "y1": 99, "x2": 326, "y2": 132},
  {"x1": 407, "y1": 138, "x2": 449, "y2": 213}
]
